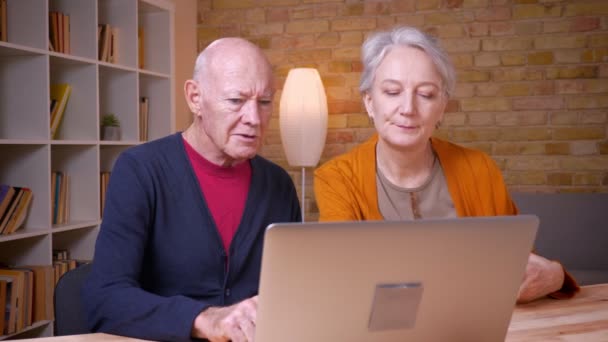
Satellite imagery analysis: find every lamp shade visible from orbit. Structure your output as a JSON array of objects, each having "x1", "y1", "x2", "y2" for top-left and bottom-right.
[{"x1": 279, "y1": 68, "x2": 328, "y2": 167}]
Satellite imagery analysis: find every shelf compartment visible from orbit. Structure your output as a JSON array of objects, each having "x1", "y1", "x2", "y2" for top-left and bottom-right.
[
  {"x1": 52, "y1": 225, "x2": 98, "y2": 261},
  {"x1": 98, "y1": 0, "x2": 137, "y2": 68},
  {"x1": 50, "y1": 56, "x2": 98, "y2": 141},
  {"x1": 99, "y1": 65, "x2": 138, "y2": 141},
  {"x1": 139, "y1": 74, "x2": 171, "y2": 141},
  {"x1": 0, "y1": 54, "x2": 49, "y2": 140},
  {"x1": 51, "y1": 145, "x2": 99, "y2": 224},
  {"x1": 138, "y1": 0, "x2": 171, "y2": 74},
  {"x1": 0, "y1": 234, "x2": 51, "y2": 266},
  {"x1": 49, "y1": 0, "x2": 97, "y2": 59},
  {"x1": 4, "y1": 0, "x2": 47, "y2": 50},
  {"x1": 0, "y1": 144, "x2": 51, "y2": 231}
]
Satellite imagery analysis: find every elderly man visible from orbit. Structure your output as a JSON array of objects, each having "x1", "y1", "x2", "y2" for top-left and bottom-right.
[{"x1": 83, "y1": 38, "x2": 301, "y2": 342}]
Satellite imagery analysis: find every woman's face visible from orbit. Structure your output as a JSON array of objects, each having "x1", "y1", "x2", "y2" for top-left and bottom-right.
[{"x1": 363, "y1": 45, "x2": 447, "y2": 150}]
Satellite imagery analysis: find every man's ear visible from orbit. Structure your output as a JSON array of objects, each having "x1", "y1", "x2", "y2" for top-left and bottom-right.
[{"x1": 184, "y1": 80, "x2": 201, "y2": 115}]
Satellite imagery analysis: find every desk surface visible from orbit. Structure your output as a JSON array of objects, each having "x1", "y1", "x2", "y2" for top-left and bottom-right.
[{"x1": 16, "y1": 284, "x2": 608, "y2": 341}]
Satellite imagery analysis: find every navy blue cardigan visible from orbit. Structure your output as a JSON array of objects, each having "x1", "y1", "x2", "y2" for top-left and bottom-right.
[{"x1": 82, "y1": 133, "x2": 301, "y2": 341}]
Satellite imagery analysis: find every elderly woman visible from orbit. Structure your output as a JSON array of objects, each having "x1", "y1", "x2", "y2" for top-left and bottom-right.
[{"x1": 314, "y1": 26, "x2": 578, "y2": 303}]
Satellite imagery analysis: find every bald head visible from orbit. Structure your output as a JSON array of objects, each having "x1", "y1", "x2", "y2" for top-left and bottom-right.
[{"x1": 193, "y1": 38, "x2": 273, "y2": 87}]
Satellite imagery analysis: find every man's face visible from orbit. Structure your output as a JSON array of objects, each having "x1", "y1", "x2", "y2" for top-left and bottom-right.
[
  {"x1": 364, "y1": 45, "x2": 447, "y2": 150},
  {"x1": 197, "y1": 54, "x2": 274, "y2": 164}
]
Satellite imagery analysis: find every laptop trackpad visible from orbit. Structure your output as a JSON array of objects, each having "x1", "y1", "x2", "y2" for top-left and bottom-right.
[{"x1": 368, "y1": 282, "x2": 423, "y2": 331}]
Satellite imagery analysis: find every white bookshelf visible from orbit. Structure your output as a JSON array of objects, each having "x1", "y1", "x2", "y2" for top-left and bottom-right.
[{"x1": 0, "y1": 0, "x2": 174, "y2": 338}]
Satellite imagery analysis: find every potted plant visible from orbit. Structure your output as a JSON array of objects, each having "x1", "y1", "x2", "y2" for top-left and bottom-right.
[{"x1": 101, "y1": 113, "x2": 121, "y2": 141}]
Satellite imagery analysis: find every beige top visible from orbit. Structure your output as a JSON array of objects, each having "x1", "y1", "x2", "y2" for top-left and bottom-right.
[{"x1": 376, "y1": 154, "x2": 457, "y2": 221}]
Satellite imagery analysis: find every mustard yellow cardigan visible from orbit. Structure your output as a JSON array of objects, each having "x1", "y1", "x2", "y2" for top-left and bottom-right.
[{"x1": 314, "y1": 134, "x2": 578, "y2": 298}]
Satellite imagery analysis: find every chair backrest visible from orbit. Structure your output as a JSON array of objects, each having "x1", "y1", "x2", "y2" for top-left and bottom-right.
[{"x1": 54, "y1": 263, "x2": 92, "y2": 336}]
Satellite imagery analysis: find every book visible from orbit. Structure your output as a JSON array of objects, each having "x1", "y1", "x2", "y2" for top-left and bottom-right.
[
  {"x1": 50, "y1": 83, "x2": 72, "y2": 139},
  {"x1": 0, "y1": 276, "x2": 15, "y2": 334},
  {"x1": 0, "y1": 187, "x2": 23, "y2": 235},
  {"x1": 49, "y1": 12, "x2": 59, "y2": 54},
  {"x1": 0, "y1": 278, "x2": 6, "y2": 335},
  {"x1": 3, "y1": 188, "x2": 33, "y2": 235},
  {"x1": 139, "y1": 97, "x2": 149, "y2": 141},
  {"x1": 0, "y1": 269, "x2": 25, "y2": 332},
  {"x1": 138, "y1": 26, "x2": 145, "y2": 69},
  {"x1": 63, "y1": 13, "x2": 70, "y2": 54},
  {"x1": 0, "y1": 184, "x2": 15, "y2": 219},
  {"x1": 0, "y1": 0, "x2": 7, "y2": 42},
  {"x1": 21, "y1": 265, "x2": 54, "y2": 322}
]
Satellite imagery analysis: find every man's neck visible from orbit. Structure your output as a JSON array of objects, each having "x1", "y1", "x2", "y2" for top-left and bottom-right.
[{"x1": 182, "y1": 123, "x2": 242, "y2": 168}]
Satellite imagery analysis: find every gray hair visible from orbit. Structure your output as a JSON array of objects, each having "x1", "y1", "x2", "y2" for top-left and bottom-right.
[{"x1": 359, "y1": 26, "x2": 456, "y2": 98}]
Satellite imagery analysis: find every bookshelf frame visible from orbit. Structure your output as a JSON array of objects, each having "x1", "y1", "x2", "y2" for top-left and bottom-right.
[{"x1": 0, "y1": 0, "x2": 174, "y2": 338}]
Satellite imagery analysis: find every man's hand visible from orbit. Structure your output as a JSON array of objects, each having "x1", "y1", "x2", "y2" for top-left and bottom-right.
[
  {"x1": 191, "y1": 296, "x2": 258, "y2": 342},
  {"x1": 517, "y1": 253, "x2": 565, "y2": 304}
]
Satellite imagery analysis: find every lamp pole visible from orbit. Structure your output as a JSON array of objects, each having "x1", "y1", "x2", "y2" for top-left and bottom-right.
[{"x1": 301, "y1": 166, "x2": 306, "y2": 222}]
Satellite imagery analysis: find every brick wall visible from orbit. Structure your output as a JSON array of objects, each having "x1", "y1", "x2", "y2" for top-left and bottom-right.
[{"x1": 197, "y1": 0, "x2": 608, "y2": 220}]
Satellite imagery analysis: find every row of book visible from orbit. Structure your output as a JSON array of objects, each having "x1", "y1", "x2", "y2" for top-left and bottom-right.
[
  {"x1": 0, "y1": 251, "x2": 88, "y2": 336},
  {"x1": 50, "y1": 83, "x2": 72, "y2": 140},
  {"x1": 49, "y1": 11, "x2": 70, "y2": 54},
  {"x1": 51, "y1": 172, "x2": 70, "y2": 225},
  {"x1": 98, "y1": 24, "x2": 119, "y2": 63},
  {"x1": 100, "y1": 172, "x2": 111, "y2": 216},
  {"x1": 0, "y1": 185, "x2": 33, "y2": 236},
  {"x1": 0, "y1": 0, "x2": 7, "y2": 42},
  {"x1": 139, "y1": 97, "x2": 149, "y2": 142}
]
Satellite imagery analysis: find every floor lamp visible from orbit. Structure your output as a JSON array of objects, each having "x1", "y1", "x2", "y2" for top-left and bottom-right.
[{"x1": 279, "y1": 68, "x2": 328, "y2": 222}]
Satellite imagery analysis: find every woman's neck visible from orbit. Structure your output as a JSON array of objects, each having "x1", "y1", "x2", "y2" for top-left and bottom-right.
[{"x1": 376, "y1": 139, "x2": 435, "y2": 189}]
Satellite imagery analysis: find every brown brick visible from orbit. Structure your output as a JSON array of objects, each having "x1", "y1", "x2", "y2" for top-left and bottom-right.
[
  {"x1": 573, "y1": 173, "x2": 602, "y2": 186},
  {"x1": 343, "y1": 3, "x2": 364, "y2": 16},
  {"x1": 482, "y1": 37, "x2": 534, "y2": 51},
  {"x1": 557, "y1": 79, "x2": 608, "y2": 94},
  {"x1": 492, "y1": 68, "x2": 543, "y2": 81},
  {"x1": 451, "y1": 128, "x2": 500, "y2": 142},
  {"x1": 454, "y1": 83, "x2": 476, "y2": 97},
  {"x1": 446, "y1": 0, "x2": 464, "y2": 8},
  {"x1": 340, "y1": 32, "x2": 363, "y2": 46},
  {"x1": 474, "y1": 53, "x2": 500, "y2": 66},
  {"x1": 494, "y1": 142, "x2": 544, "y2": 155},
  {"x1": 203, "y1": 10, "x2": 244, "y2": 25},
  {"x1": 291, "y1": 6, "x2": 313, "y2": 20},
  {"x1": 599, "y1": 141, "x2": 608, "y2": 154},
  {"x1": 363, "y1": 2, "x2": 391, "y2": 15},
  {"x1": 267, "y1": 8, "x2": 289, "y2": 22},
  {"x1": 571, "y1": 17, "x2": 601, "y2": 32},
  {"x1": 327, "y1": 115, "x2": 347, "y2": 129},
  {"x1": 535, "y1": 35, "x2": 587, "y2": 49},
  {"x1": 559, "y1": 157, "x2": 608, "y2": 171},
  {"x1": 501, "y1": 53, "x2": 526, "y2": 66},
  {"x1": 513, "y1": 4, "x2": 561, "y2": 19},
  {"x1": 581, "y1": 112, "x2": 607, "y2": 124},
  {"x1": 495, "y1": 111, "x2": 547, "y2": 126},
  {"x1": 461, "y1": 97, "x2": 510, "y2": 111},
  {"x1": 315, "y1": 32, "x2": 340, "y2": 46},
  {"x1": 546, "y1": 66, "x2": 598, "y2": 79},
  {"x1": 242, "y1": 23, "x2": 284, "y2": 36},
  {"x1": 515, "y1": 21, "x2": 542, "y2": 35},
  {"x1": 321, "y1": 143, "x2": 347, "y2": 159},
  {"x1": 543, "y1": 20, "x2": 570, "y2": 34},
  {"x1": 376, "y1": 16, "x2": 396, "y2": 30},
  {"x1": 506, "y1": 157, "x2": 558, "y2": 170},
  {"x1": 245, "y1": 8, "x2": 265, "y2": 23},
  {"x1": 590, "y1": 34, "x2": 608, "y2": 47},
  {"x1": 581, "y1": 48, "x2": 608, "y2": 63},
  {"x1": 547, "y1": 173, "x2": 573, "y2": 186},
  {"x1": 513, "y1": 96, "x2": 564, "y2": 110},
  {"x1": 554, "y1": 50, "x2": 581, "y2": 64},
  {"x1": 468, "y1": 22, "x2": 489, "y2": 36},
  {"x1": 417, "y1": 0, "x2": 441, "y2": 10},
  {"x1": 212, "y1": 0, "x2": 255, "y2": 9},
  {"x1": 501, "y1": 127, "x2": 552, "y2": 141},
  {"x1": 489, "y1": 22, "x2": 514, "y2": 36},
  {"x1": 460, "y1": 142, "x2": 492, "y2": 154},
  {"x1": 451, "y1": 54, "x2": 474, "y2": 68},
  {"x1": 426, "y1": 12, "x2": 474, "y2": 25},
  {"x1": 313, "y1": 4, "x2": 338, "y2": 17},
  {"x1": 468, "y1": 112, "x2": 495, "y2": 126},
  {"x1": 553, "y1": 127, "x2": 605, "y2": 140},
  {"x1": 476, "y1": 7, "x2": 511, "y2": 21},
  {"x1": 570, "y1": 141, "x2": 599, "y2": 155},
  {"x1": 501, "y1": 83, "x2": 530, "y2": 96},
  {"x1": 442, "y1": 38, "x2": 481, "y2": 52},
  {"x1": 325, "y1": 130, "x2": 355, "y2": 144},
  {"x1": 197, "y1": 27, "x2": 221, "y2": 41},
  {"x1": 325, "y1": 87, "x2": 352, "y2": 101},
  {"x1": 355, "y1": 128, "x2": 377, "y2": 142},
  {"x1": 564, "y1": 3, "x2": 608, "y2": 17},
  {"x1": 567, "y1": 95, "x2": 608, "y2": 109},
  {"x1": 389, "y1": 0, "x2": 416, "y2": 12},
  {"x1": 457, "y1": 70, "x2": 490, "y2": 82},
  {"x1": 347, "y1": 114, "x2": 372, "y2": 128},
  {"x1": 475, "y1": 83, "x2": 500, "y2": 96},
  {"x1": 331, "y1": 47, "x2": 358, "y2": 60},
  {"x1": 287, "y1": 49, "x2": 332, "y2": 63},
  {"x1": 463, "y1": 0, "x2": 489, "y2": 8},
  {"x1": 331, "y1": 18, "x2": 376, "y2": 31},
  {"x1": 286, "y1": 20, "x2": 329, "y2": 34},
  {"x1": 249, "y1": 37, "x2": 271, "y2": 49},
  {"x1": 394, "y1": 14, "x2": 425, "y2": 27},
  {"x1": 528, "y1": 51, "x2": 554, "y2": 65},
  {"x1": 443, "y1": 112, "x2": 467, "y2": 126},
  {"x1": 328, "y1": 61, "x2": 352, "y2": 73},
  {"x1": 433, "y1": 24, "x2": 467, "y2": 38},
  {"x1": 504, "y1": 171, "x2": 547, "y2": 185},
  {"x1": 545, "y1": 142, "x2": 570, "y2": 155},
  {"x1": 550, "y1": 111, "x2": 578, "y2": 125}
]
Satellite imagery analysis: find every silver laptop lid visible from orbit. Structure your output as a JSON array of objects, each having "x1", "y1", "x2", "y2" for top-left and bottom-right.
[{"x1": 256, "y1": 215, "x2": 538, "y2": 342}]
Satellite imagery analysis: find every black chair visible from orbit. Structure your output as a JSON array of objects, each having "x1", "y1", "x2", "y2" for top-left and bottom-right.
[{"x1": 54, "y1": 263, "x2": 92, "y2": 336}]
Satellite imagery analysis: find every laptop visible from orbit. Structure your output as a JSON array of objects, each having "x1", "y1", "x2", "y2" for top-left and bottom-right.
[{"x1": 255, "y1": 215, "x2": 538, "y2": 342}]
